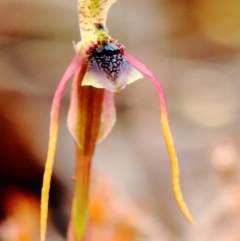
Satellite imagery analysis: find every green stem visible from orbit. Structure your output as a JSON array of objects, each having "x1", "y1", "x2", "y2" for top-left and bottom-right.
[{"x1": 72, "y1": 147, "x2": 91, "y2": 240}]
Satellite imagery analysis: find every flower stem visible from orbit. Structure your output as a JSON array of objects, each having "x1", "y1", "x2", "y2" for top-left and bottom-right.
[{"x1": 67, "y1": 63, "x2": 105, "y2": 240}]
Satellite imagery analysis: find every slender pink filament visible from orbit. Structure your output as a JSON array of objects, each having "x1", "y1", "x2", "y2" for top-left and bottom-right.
[
  {"x1": 41, "y1": 54, "x2": 84, "y2": 241},
  {"x1": 125, "y1": 52, "x2": 195, "y2": 226}
]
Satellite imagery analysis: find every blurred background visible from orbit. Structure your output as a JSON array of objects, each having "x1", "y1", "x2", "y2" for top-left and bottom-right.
[{"x1": 1, "y1": 0, "x2": 240, "y2": 240}]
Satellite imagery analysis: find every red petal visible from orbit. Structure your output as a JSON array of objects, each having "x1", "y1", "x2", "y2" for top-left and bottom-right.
[
  {"x1": 125, "y1": 52, "x2": 195, "y2": 226},
  {"x1": 41, "y1": 54, "x2": 84, "y2": 241}
]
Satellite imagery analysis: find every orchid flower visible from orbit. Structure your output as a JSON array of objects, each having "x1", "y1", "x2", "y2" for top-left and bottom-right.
[{"x1": 41, "y1": 0, "x2": 194, "y2": 241}]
